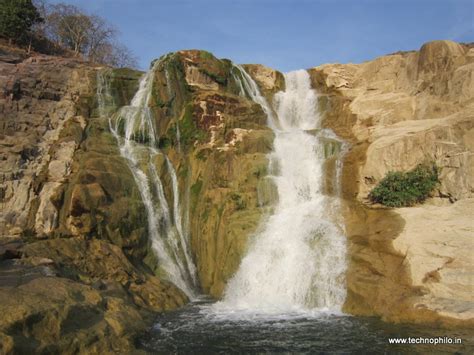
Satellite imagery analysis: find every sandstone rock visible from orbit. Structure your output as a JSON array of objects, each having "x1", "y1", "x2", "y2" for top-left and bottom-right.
[
  {"x1": 0, "y1": 236, "x2": 187, "y2": 353},
  {"x1": 243, "y1": 64, "x2": 285, "y2": 97},
  {"x1": 0, "y1": 275, "x2": 146, "y2": 354},
  {"x1": 0, "y1": 47, "x2": 192, "y2": 353},
  {"x1": 0, "y1": 237, "x2": 22, "y2": 261},
  {"x1": 21, "y1": 238, "x2": 187, "y2": 312},
  {"x1": 0, "y1": 52, "x2": 92, "y2": 237},
  {"x1": 311, "y1": 40, "x2": 474, "y2": 325},
  {"x1": 393, "y1": 199, "x2": 474, "y2": 322}
]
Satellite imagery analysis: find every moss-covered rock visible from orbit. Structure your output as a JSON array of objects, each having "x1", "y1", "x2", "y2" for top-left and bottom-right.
[{"x1": 136, "y1": 50, "x2": 279, "y2": 298}]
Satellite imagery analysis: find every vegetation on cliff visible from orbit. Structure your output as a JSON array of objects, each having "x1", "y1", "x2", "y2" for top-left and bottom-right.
[
  {"x1": 0, "y1": 0, "x2": 42, "y2": 44},
  {"x1": 0, "y1": 0, "x2": 137, "y2": 67},
  {"x1": 368, "y1": 164, "x2": 439, "y2": 207}
]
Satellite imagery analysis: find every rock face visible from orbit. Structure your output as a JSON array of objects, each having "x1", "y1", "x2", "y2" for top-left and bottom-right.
[
  {"x1": 1, "y1": 37, "x2": 472, "y2": 352},
  {"x1": 0, "y1": 45, "x2": 276, "y2": 351},
  {"x1": 143, "y1": 51, "x2": 275, "y2": 297},
  {"x1": 310, "y1": 40, "x2": 474, "y2": 325},
  {"x1": 0, "y1": 45, "x2": 187, "y2": 353}
]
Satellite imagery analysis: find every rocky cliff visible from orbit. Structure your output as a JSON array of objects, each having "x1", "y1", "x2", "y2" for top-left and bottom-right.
[
  {"x1": 0, "y1": 39, "x2": 472, "y2": 353},
  {"x1": 0, "y1": 46, "x2": 277, "y2": 352},
  {"x1": 0, "y1": 46, "x2": 188, "y2": 353},
  {"x1": 310, "y1": 40, "x2": 473, "y2": 326}
]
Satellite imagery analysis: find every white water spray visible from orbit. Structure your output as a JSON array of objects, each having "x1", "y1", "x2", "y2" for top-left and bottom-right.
[
  {"x1": 97, "y1": 64, "x2": 197, "y2": 298},
  {"x1": 217, "y1": 69, "x2": 347, "y2": 314},
  {"x1": 232, "y1": 65, "x2": 277, "y2": 127}
]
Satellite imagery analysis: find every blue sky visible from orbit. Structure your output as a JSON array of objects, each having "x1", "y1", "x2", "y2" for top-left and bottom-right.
[{"x1": 50, "y1": 0, "x2": 473, "y2": 72}]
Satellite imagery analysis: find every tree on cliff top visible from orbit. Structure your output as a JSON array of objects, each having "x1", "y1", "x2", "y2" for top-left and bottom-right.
[
  {"x1": 0, "y1": 0, "x2": 42, "y2": 44},
  {"x1": 0, "y1": 0, "x2": 137, "y2": 68},
  {"x1": 40, "y1": 2, "x2": 137, "y2": 68}
]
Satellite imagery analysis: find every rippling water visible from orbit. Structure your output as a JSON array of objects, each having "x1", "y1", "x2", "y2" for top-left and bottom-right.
[{"x1": 138, "y1": 301, "x2": 473, "y2": 354}]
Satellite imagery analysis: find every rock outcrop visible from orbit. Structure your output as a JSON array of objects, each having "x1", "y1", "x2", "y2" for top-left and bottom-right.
[
  {"x1": 0, "y1": 45, "x2": 277, "y2": 351},
  {"x1": 310, "y1": 40, "x2": 474, "y2": 326},
  {"x1": 0, "y1": 45, "x2": 187, "y2": 353},
  {"x1": 144, "y1": 51, "x2": 275, "y2": 297}
]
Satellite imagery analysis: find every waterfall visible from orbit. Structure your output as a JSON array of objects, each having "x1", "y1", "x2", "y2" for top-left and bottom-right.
[
  {"x1": 96, "y1": 64, "x2": 198, "y2": 299},
  {"x1": 232, "y1": 65, "x2": 277, "y2": 128},
  {"x1": 217, "y1": 69, "x2": 347, "y2": 314},
  {"x1": 96, "y1": 68, "x2": 115, "y2": 117}
]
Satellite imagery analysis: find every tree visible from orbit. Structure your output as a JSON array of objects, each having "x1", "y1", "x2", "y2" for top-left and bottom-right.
[
  {"x1": 41, "y1": 2, "x2": 137, "y2": 68},
  {"x1": 0, "y1": 0, "x2": 42, "y2": 44},
  {"x1": 45, "y1": 4, "x2": 92, "y2": 55},
  {"x1": 93, "y1": 41, "x2": 138, "y2": 68}
]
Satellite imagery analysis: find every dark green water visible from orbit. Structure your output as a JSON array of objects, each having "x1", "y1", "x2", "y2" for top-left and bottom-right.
[{"x1": 138, "y1": 301, "x2": 473, "y2": 354}]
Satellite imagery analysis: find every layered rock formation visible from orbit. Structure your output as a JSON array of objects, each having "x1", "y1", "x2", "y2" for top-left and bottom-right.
[
  {"x1": 310, "y1": 40, "x2": 474, "y2": 325},
  {"x1": 0, "y1": 46, "x2": 187, "y2": 353}
]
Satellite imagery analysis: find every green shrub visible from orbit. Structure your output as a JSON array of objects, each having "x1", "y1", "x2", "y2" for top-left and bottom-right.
[{"x1": 368, "y1": 163, "x2": 439, "y2": 207}]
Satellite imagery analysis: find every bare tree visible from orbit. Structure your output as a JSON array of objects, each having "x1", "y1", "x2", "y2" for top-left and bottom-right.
[
  {"x1": 86, "y1": 15, "x2": 117, "y2": 63},
  {"x1": 96, "y1": 42, "x2": 138, "y2": 68},
  {"x1": 36, "y1": 1, "x2": 137, "y2": 68},
  {"x1": 46, "y1": 4, "x2": 92, "y2": 55}
]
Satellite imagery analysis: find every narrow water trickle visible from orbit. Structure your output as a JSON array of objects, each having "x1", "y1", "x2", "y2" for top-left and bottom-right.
[
  {"x1": 216, "y1": 68, "x2": 347, "y2": 314},
  {"x1": 96, "y1": 64, "x2": 197, "y2": 299}
]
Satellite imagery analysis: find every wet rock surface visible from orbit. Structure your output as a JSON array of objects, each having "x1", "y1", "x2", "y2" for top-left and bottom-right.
[
  {"x1": 0, "y1": 45, "x2": 187, "y2": 353},
  {"x1": 146, "y1": 51, "x2": 276, "y2": 297}
]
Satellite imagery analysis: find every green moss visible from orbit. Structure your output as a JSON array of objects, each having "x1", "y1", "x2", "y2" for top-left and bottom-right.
[
  {"x1": 229, "y1": 66, "x2": 247, "y2": 97},
  {"x1": 201, "y1": 58, "x2": 232, "y2": 86},
  {"x1": 201, "y1": 204, "x2": 211, "y2": 222},
  {"x1": 368, "y1": 163, "x2": 439, "y2": 207},
  {"x1": 191, "y1": 179, "x2": 203, "y2": 197},
  {"x1": 199, "y1": 50, "x2": 214, "y2": 60},
  {"x1": 163, "y1": 54, "x2": 190, "y2": 112},
  {"x1": 158, "y1": 136, "x2": 171, "y2": 149},
  {"x1": 230, "y1": 193, "x2": 246, "y2": 210},
  {"x1": 196, "y1": 52, "x2": 232, "y2": 86},
  {"x1": 190, "y1": 179, "x2": 203, "y2": 214},
  {"x1": 253, "y1": 164, "x2": 267, "y2": 179},
  {"x1": 178, "y1": 164, "x2": 188, "y2": 179},
  {"x1": 108, "y1": 68, "x2": 143, "y2": 107},
  {"x1": 177, "y1": 104, "x2": 208, "y2": 149},
  {"x1": 195, "y1": 148, "x2": 209, "y2": 161},
  {"x1": 133, "y1": 131, "x2": 151, "y2": 145},
  {"x1": 202, "y1": 70, "x2": 227, "y2": 85},
  {"x1": 323, "y1": 140, "x2": 342, "y2": 159}
]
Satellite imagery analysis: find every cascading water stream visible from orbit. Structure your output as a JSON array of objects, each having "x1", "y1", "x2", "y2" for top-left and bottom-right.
[
  {"x1": 96, "y1": 64, "x2": 197, "y2": 299},
  {"x1": 216, "y1": 69, "x2": 347, "y2": 314},
  {"x1": 97, "y1": 61, "x2": 346, "y2": 311},
  {"x1": 232, "y1": 65, "x2": 277, "y2": 128}
]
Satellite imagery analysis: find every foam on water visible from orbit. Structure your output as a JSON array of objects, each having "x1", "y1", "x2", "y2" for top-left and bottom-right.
[{"x1": 216, "y1": 69, "x2": 347, "y2": 314}]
